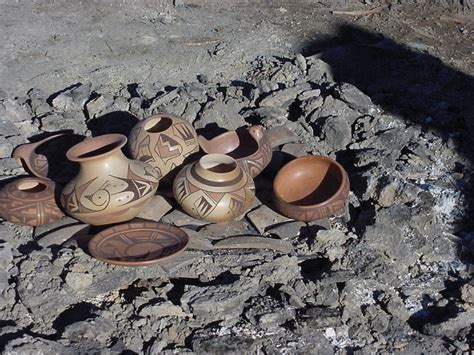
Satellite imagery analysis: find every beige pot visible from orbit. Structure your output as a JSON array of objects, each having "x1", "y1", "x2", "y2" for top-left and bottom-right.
[
  {"x1": 128, "y1": 113, "x2": 199, "y2": 180},
  {"x1": 61, "y1": 134, "x2": 160, "y2": 226},
  {"x1": 173, "y1": 154, "x2": 255, "y2": 223}
]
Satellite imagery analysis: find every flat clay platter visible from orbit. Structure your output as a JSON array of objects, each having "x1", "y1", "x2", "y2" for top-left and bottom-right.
[{"x1": 88, "y1": 221, "x2": 189, "y2": 266}]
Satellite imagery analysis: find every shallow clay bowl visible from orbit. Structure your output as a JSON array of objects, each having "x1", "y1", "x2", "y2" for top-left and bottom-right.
[
  {"x1": 273, "y1": 155, "x2": 350, "y2": 221},
  {"x1": 88, "y1": 221, "x2": 189, "y2": 267}
]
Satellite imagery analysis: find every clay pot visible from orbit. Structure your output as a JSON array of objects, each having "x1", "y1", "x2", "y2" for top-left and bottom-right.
[
  {"x1": 88, "y1": 221, "x2": 189, "y2": 266},
  {"x1": 12, "y1": 132, "x2": 84, "y2": 183},
  {"x1": 273, "y1": 155, "x2": 350, "y2": 221},
  {"x1": 60, "y1": 134, "x2": 160, "y2": 226},
  {"x1": 198, "y1": 125, "x2": 272, "y2": 177},
  {"x1": 128, "y1": 113, "x2": 199, "y2": 179},
  {"x1": 0, "y1": 177, "x2": 64, "y2": 226},
  {"x1": 173, "y1": 154, "x2": 255, "y2": 223}
]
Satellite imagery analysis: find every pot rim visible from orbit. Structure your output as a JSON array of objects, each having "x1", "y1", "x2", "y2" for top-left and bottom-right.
[
  {"x1": 273, "y1": 155, "x2": 349, "y2": 209},
  {"x1": 66, "y1": 134, "x2": 127, "y2": 162}
]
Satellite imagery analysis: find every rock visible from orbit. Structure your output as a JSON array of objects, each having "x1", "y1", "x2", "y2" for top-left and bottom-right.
[
  {"x1": 0, "y1": 98, "x2": 30, "y2": 122},
  {"x1": 139, "y1": 301, "x2": 188, "y2": 318},
  {"x1": 199, "y1": 220, "x2": 249, "y2": 240},
  {"x1": 297, "y1": 89, "x2": 320, "y2": 101},
  {"x1": 266, "y1": 125, "x2": 299, "y2": 148},
  {"x1": 0, "y1": 115, "x2": 21, "y2": 136},
  {"x1": 181, "y1": 277, "x2": 259, "y2": 325},
  {"x1": 421, "y1": 310, "x2": 474, "y2": 336},
  {"x1": 295, "y1": 54, "x2": 307, "y2": 72},
  {"x1": 137, "y1": 195, "x2": 173, "y2": 222},
  {"x1": 65, "y1": 272, "x2": 93, "y2": 291},
  {"x1": 181, "y1": 228, "x2": 214, "y2": 251},
  {"x1": 309, "y1": 95, "x2": 360, "y2": 126},
  {"x1": 41, "y1": 113, "x2": 88, "y2": 134},
  {"x1": 195, "y1": 99, "x2": 247, "y2": 130},
  {"x1": 305, "y1": 56, "x2": 334, "y2": 83},
  {"x1": 334, "y1": 83, "x2": 375, "y2": 114},
  {"x1": 460, "y1": 283, "x2": 474, "y2": 306},
  {"x1": 318, "y1": 115, "x2": 352, "y2": 152},
  {"x1": 3, "y1": 335, "x2": 68, "y2": 354},
  {"x1": 161, "y1": 209, "x2": 210, "y2": 227},
  {"x1": 246, "y1": 106, "x2": 288, "y2": 128},
  {"x1": 51, "y1": 83, "x2": 91, "y2": 111},
  {"x1": 85, "y1": 94, "x2": 114, "y2": 118},
  {"x1": 375, "y1": 176, "x2": 420, "y2": 207},
  {"x1": 281, "y1": 143, "x2": 308, "y2": 157},
  {"x1": 265, "y1": 221, "x2": 306, "y2": 239},
  {"x1": 35, "y1": 220, "x2": 88, "y2": 248},
  {"x1": 62, "y1": 316, "x2": 116, "y2": 346},
  {"x1": 247, "y1": 205, "x2": 292, "y2": 234},
  {"x1": 300, "y1": 307, "x2": 343, "y2": 328},
  {"x1": 259, "y1": 83, "x2": 311, "y2": 108}
]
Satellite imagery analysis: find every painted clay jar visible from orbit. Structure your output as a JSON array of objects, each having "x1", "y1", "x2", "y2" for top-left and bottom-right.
[
  {"x1": 60, "y1": 134, "x2": 160, "y2": 226},
  {"x1": 0, "y1": 177, "x2": 64, "y2": 226},
  {"x1": 273, "y1": 155, "x2": 350, "y2": 222},
  {"x1": 173, "y1": 154, "x2": 255, "y2": 223},
  {"x1": 128, "y1": 113, "x2": 199, "y2": 179},
  {"x1": 12, "y1": 132, "x2": 84, "y2": 183},
  {"x1": 198, "y1": 125, "x2": 272, "y2": 178}
]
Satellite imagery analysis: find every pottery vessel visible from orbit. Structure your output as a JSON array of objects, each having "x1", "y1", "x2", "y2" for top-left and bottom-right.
[
  {"x1": 88, "y1": 221, "x2": 189, "y2": 266},
  {"x1": 61, "y1": 134, "x2": 160, "y2": 226},
  {"x1": 198, "y1": 125, "x2": 272, "y2": 178},
  {"x1": 12, "y1": 132, "x2": 84, "y2": 183},
  {"x1": 128, "y1": 113, "x2": 199, "y2": 179},
  {"x1": 0, "y1": 177, "x2": 64, "y2": 226},
  {"x1": 273, "y1": 155, "x2": 350, "y2": 222},
  {"x1": 173, "y1": 154, "x2": 255, "y2": 223}
]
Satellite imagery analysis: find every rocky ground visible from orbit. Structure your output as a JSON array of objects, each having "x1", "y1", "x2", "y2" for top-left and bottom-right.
[{"x1": 0, "y1": 1, "x2": 473, "y2": 354}]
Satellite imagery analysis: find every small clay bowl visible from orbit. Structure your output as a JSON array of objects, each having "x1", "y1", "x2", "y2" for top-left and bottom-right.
[
  {"x1": 88, "y1": 221, "x2": 189, "y2": 266},
  {"x1": 0, "y1": 177, "x2": 64, "y2": 226},
  {"x1": 273, "y1": 156, "x2": 350, "y2": 221}
]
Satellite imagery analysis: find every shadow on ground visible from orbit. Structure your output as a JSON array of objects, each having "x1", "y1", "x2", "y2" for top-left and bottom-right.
[{"x1": 300, "y1": 23, "x2": 473, "y2": 337}]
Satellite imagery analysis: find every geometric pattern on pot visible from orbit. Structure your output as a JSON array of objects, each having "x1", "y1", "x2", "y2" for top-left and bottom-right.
[
  {"x1": 0, "y1": 177, "x2": 64, "y2": 226},
  {"x1": 273, "y1": 155, "x2": 350, "y2": 222},
  {"x1": 61, "y1": 134, "x2": 160, "y2": 226},
  {"x1": 88, "y1": 221, "x2": 189, "y2": 266},
  {"x1": 173, "y1": 154, "x2": 255, "y2": 223},
  {"x1": 128, "y1": 113, "x2": 199, "y2": 179},
  {"x1": 198, "y1": 125, "x2": 273, "y2": 178}
]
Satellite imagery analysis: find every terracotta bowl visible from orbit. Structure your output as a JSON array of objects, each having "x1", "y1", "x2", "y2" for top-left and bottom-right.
[{"x1": 273, "y1": 156, "x2": 350, "y2": 221}]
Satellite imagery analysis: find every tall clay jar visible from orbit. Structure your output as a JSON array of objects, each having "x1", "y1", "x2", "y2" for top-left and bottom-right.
[
  {"x1": 128, "y1": 113, "x2": 199, "y2": 180},
  {"x1": 61, "y1": 134, "x2": 160, "y2": 226},
  {"x1": 173, "y1": 154, "x2": 255, "y2": 223}
]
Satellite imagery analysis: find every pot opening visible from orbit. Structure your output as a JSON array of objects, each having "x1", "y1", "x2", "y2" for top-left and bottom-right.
[
  {"x1": 200, "y1": 154, "x2": 237, "y2": 174},
  {"x1": 277, "y1": 159, "x2": 343, "y2": 206},
  {"x1": 67, "y1": 134, "x2": 127, "y2": 162},
  {"x1": 78, "y1": 141, "x2": 123, "y2": 159},
  {"x1": 17, "y1": 180, "x2": 47, "y2": 193},
  {"x1": 144, "y1": 116, "x2": 173, "y2": 133}
]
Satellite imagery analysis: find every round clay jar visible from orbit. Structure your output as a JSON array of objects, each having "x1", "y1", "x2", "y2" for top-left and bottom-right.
[
  {"x1": 61, "y1": 134, "x2": 160, "y2": 226},
  {"x1": 0, "y1": 177, "x2": 64, "y2": 226},
  {"x1": 128, "y1": 113, "x2": 199, "y2": 180},
  {"x1": 173, "y1": 154, "x2": 255, "y2": 223},
  {"x1": 273, "y1": 155, "x2": 350, "y2": 221}
]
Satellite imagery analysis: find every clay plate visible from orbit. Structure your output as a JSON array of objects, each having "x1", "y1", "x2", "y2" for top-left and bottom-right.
[{"x1": 88, "y1": 221, "x2": 189, "y2": 266}]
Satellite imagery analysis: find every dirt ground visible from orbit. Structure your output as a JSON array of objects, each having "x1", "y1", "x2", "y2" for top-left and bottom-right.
[{"x1": 1, "y1": 1, "x2": 472, "y2": 97}]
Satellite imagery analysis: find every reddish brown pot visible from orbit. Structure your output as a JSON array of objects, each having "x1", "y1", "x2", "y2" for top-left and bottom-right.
[
  {"x1": 0, "y1": 177, "x2": 64, "y2": 226},
  {"x1": 273, "y1": 155, "x2": 350, "y2": 221},
  {"x1": 88, "y1": 221, "x2": 189, "y2": 266},
  {"x1": 198, "y1": 125, "x2": 272, "y2": 178},
  {"x1": 128, "y1": 113, "x2": 199, "y2": 180},
  {"x1": 61, "y1": 134, "x2": 160, "y2": 226},
  {"x1": 12, "y1": 132, "x2": 83, "y2": 183}
]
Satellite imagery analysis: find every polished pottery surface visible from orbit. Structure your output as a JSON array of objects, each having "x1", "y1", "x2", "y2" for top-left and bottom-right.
[
  {"x1": 0, "y1": 177, "x2": 64, "y2": 226},
  {"x1": 198, "y1": 125, "x2": 272, "y2": 178},
  {"x1": 61, "y1": 134, "x2": 160, "y2": 226},
  {"x1": 173, "y1": 154, "x2": 255, "y2": 223},
  {"x1": 88, "y1": 221, "x2": 189, "y2": 266},
  {"x1": 128, "y1": 113, "x2": 199, "y2": 179},
  {"x1": 273, "y1": 155, "x2": 350, "y2": 221}
]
